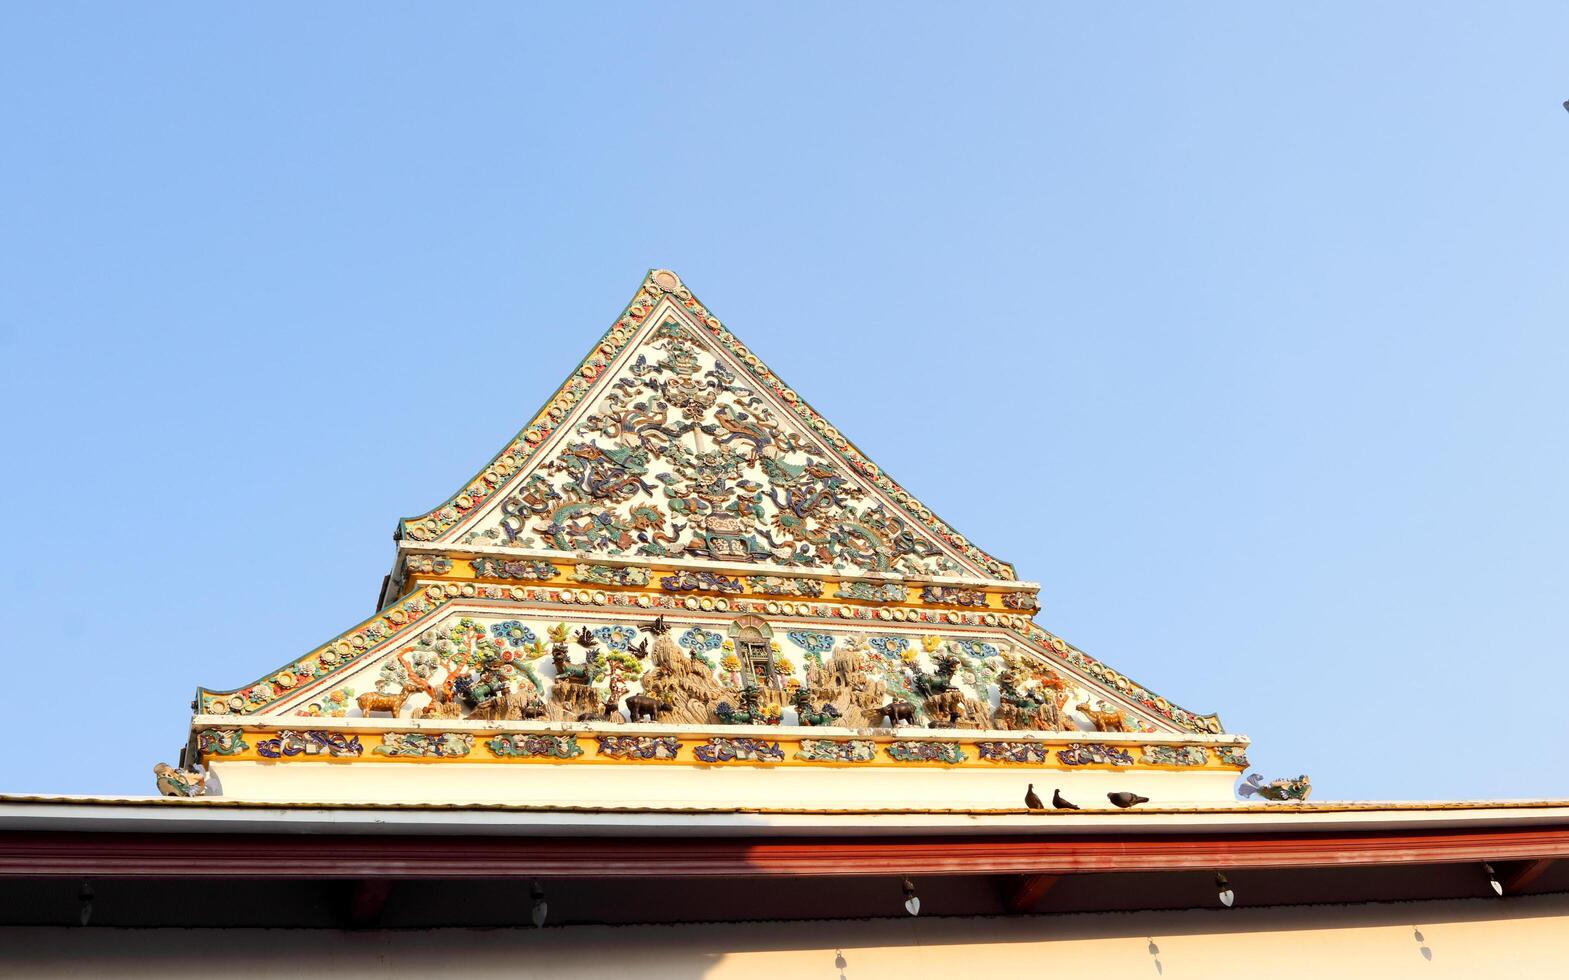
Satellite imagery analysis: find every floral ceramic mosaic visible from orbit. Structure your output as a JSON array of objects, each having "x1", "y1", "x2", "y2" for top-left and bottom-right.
[
  {"x1": 886, "y1": 741, "x2": 966, "y2": 764},
  {"x1": 470, "y1": 558, "x2": 558, "y2": 580},
  {"x1": 977, "y1": 741, "x2": 1051, "y2": 765},
  {"x1": 486, "y1": 734, "x2": 583, "y2": 759},
  {"x1": 572, "y1": 564, "x2": 650, "y2": 586},
  {"x1": 597, "y1": 735, "x2": 680, "y2": 760},
  {"x1": 796, "y1": 739, "x2": 877, "y2": 763},
  {"x1": 195, "y1": 728, "x2": 249, "y2": 756},
  {"x1": 835, "y1": 581, "x2": 908, "y2": 603},
  {"x1": 401, "y1": 271, "x2": 1014, "y2": 581},
  {"x1": 1217, "y1": 746, "x2": 1250, "y2": 768},
  {"x1": 695, "y1": 737, "x2": 786, "y2": 763},
  {"x1": 374, "y1": 732, "x2": 474, "y2": 758},
  {"x1": 258, "y1": 730, "x2": 363, "y2": 758},
  {"x1": 1140, "y1": 745, "x2": 1209, "y2": 767},
  {"x1": 1057, "y1": 743, "x2": 1135, "y2": 767}
]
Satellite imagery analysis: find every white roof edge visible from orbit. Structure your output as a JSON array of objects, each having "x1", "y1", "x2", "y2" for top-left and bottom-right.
[{"x1": 2, "y1": 796, "x2": 1567, "y2": 838}]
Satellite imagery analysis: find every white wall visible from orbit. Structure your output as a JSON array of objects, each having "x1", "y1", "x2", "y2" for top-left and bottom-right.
[
  {"x1": 208, "y1": 756, "x2": 1243, "y2": 808},
  {"x1": 2, "y1": 894, "x2": 1564, "y2": 979}
]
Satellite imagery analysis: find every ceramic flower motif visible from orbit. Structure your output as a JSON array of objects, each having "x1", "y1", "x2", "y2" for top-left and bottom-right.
[
  {"x1": 787, "y1": 630, "x2": 835, "y2": 653},
  {"x1": 490, "y1": 621, "x2": 538, "y2": 648},
  {"x1": 869, "y1": 635, "x2": 910, "y2": 659},
  {"x1": 679, "y1": 627, "x2": 723, "y2": 651},
  {"x1": 593, "y1": 624, "x2": 638, "y2": 650}
]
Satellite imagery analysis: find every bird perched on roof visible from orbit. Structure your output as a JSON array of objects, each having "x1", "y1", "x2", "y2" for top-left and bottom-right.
[
  {"x1": 1052, "y1": 788, "x2": 1079, "y2": 810},
  {"x1": 1024, "y1": 784, "x2": 1044, "y2": 810},
  {"x1": 1107, "y1": 792, "x2": 1150, "y2": 809}
]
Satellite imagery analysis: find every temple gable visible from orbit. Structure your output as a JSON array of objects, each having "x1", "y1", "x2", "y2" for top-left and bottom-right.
[{"x1": 186, "y1": 270, "x2": 1234, "y2": 810}]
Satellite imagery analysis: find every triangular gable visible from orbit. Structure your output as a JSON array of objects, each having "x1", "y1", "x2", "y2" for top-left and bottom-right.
[
  {"x1": 398, "y1": 270, "x2": 1015, "y2": 581},
  {"x1": 193, "y1": 269, "x2": 1225, "y2": 740}
]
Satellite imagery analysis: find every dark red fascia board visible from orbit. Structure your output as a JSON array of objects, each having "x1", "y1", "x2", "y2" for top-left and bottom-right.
[{"x1": 1, "y1": 825, "x2": 1567, "y2": 879}]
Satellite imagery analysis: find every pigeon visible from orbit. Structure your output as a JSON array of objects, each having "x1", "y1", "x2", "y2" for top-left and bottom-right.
[
  {"x1": 1024, "y1": 784, "x2": 1045, "y2": 810},
  {"x1": 1052, "y1": 788, "x2": 1080, "y2": 810},
  {"x1": 1107, "y1": 792, "x2": 1150, "y2": 809}
]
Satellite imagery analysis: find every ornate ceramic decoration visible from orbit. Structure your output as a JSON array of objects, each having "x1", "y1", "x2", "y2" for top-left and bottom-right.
[
  {"x1": 1239, "y1": 773, "x2": 1312, "y2": 802},
  {"x1": 471, "y1": 558, "x2": 558, "y2": 580},
  {"x1": 374, "y1": 732, "x2": 474, "y2": 758},
  {"x1": 295, "y1": 687, "x2": 356, "y2": 718},
  {"x1": 835, "y1": 581, "x2": 907, "y2": 603},
  {"x1": 153, "y1": 762, "x2": 209, "y2": 798},
  {"x1": 198, "y1": 590, "x2": 436, "y2": 715},
  {"x1": 749, "y1": 575, "x2": 823, "y2": 597},
  {"x1": 1075, "y1": 700, "x2": 1128, "y2": 733},
  {"x1": 194, "y1": 272, "x2": 1232, "y2": 744},
  {"x1": 1057, "y1": 743, "x2": 1135, "y2": 767},
  {"x1": 257, "y1": 730, "x2": 364, "y2": 758},
  {"x1": 1019, "y1": 621, "x2": 1219, "y2": 735},
  {"x1": 596, "y1": 735, "x2": 680, "y2": 759},
  {"x1": 196, "y1": 576, "x2": 1221, "y2": 734},
  {"x1": 786, "y1": 630, "x2": 834, "y2": 653},
  {"x1": 195, "y1": 729, "x2": 248, "y2": 756},
  {"x1": 572, "y1": 564, "x2": 650, "y2": 586},
  {"x1": 795, "y1": 739, "x2": 877, "y2": 763},
  {"x1": 661, "y1": 570, "x2": 743, "y2": 594},
  {"x1": 695, "y1": 737, "x2": 786, "y2": 763},
  {"x1": 1217, "y1": 746, "x2": 1250, "y2": 768},
  {"x1": 485, "y1": 734, "x2": 584, "y2": 759},
  {"x1": 977, "y1": 741, "x2": 1050, "y2": 765},
  {"x1": 1141, "y1": 745, "x2": 1208, "y2": 767},
  {"x1": 198, "y1": 590, "x2": 1225, "y2": 746},
  {"x1": 921, "y1": 586, "x2": 987, "y2": 607},
  {"x1": 886, "y1": 741, "x2": 966, "y2": 764},
  {"x1": 416, "y1": 273, "x2": 1012, "y2": 581},
  {"x1": 406, "y1": 555, "x2": 452, "y2": 574}
]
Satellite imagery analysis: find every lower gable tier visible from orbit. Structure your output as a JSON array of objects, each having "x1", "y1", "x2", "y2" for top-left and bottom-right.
[{"x1": 196, "y1": 585, "x2": 1221, "y2": 737}]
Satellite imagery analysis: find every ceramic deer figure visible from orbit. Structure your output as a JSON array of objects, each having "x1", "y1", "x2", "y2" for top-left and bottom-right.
[
  {"x1": 357, "y1": 682, "x2": 422, "y2": 718},
  {"x1": 1075, "y1": 701, "x2": 1127, "y2": 733}
]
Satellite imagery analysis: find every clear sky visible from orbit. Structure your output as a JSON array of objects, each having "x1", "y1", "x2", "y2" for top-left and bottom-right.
[{"x1": 2, "y1": 4, "x2": 1566, "y2": 801}]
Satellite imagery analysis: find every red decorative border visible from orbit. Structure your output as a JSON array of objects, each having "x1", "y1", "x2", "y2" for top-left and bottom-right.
[{"x1": 3, "y1": 826, "x2": 1566, "y2": 878}]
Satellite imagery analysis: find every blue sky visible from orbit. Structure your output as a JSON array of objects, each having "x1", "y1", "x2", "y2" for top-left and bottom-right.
[{"x1": 2, "y1": 4, "x2": 1566, "y2": 800}]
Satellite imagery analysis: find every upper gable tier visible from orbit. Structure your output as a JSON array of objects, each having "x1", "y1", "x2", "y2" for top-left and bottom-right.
[{"x1": 397, "y1": 270, "x2": 1016, "y2": 581}]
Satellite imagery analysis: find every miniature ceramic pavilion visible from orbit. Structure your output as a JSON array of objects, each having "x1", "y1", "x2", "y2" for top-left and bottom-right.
[{"x1": 179, "y1": 268, "x2": 1254, "y2": 810}]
